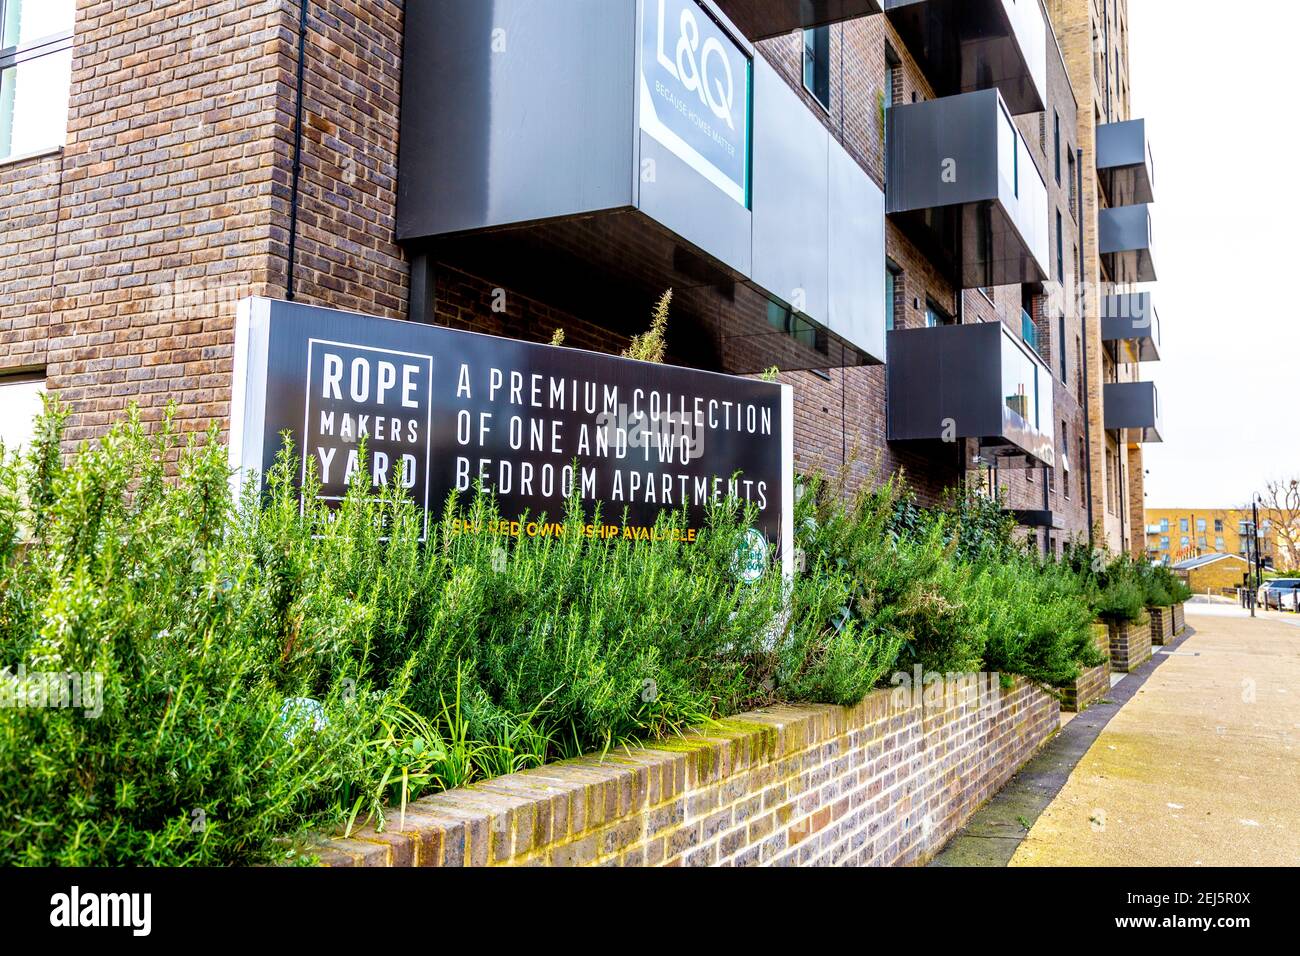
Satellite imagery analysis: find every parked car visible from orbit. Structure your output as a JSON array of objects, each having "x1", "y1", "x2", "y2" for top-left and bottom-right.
[{"x1": 1258, "y1": 579, "x2": 1300, "y2": 610}]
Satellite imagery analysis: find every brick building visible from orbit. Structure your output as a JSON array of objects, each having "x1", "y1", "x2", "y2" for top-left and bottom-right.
[
  {"x1": 1144, "y1": 506, "x2": 1285, "y2": 570},
  {"x1": 1, "y1": 0, "x2": 1163, "y2": 554}
]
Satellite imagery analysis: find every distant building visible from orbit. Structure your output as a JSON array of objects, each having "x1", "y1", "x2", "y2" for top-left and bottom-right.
[
  {"x1": 1144, "y1": 507, "x2": 1280, "y2": 568},
  {"x1": 1171, "y1": 552, "x2": 1252, "y2": 594}
]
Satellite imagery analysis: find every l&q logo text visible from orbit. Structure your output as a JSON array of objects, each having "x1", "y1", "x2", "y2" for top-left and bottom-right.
[{"x1": 653, "y1": 0, "x2": 737, "y2": 131}]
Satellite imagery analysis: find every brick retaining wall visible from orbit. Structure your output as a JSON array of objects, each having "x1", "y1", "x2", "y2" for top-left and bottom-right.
[
  {"x1": 1108, "y1": 617, "x2": 1153, "y2": 673},
  {"x1": 1172, "y1": 603, "x2": 1185, "y2": 635},
  {"x1": 1059, "y1": 623, "x2": 1110, "y2": 712},
  {"x1": 1148, "y1": 606, "x2": 1175, "y2": 646},
  {"x1": 311, "y1": 676, "x2": 1059, "y2": 868}
]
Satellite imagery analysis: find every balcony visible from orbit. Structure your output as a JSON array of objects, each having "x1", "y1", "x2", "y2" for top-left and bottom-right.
[
  {"x1": 886, "y1": 320, "x2": 1055, "y2": 467},
  {"x1": 1099, "y1": 203, "x2": 1157, "y2": 283},
  {"x1": 1104, "y1": 381, "x2": 1163, "y2": 443},
  {"x1": 886, "y1": 88, "x2": 1049, "y2": 288},
  {"x1": 717, "y1": 0, "x2": 882, "y2": 41},
  {"x1": 1102, "y1": 292, "x2": 1160, "y2": 363},
  {"x1": 1020, "y1": 309, "x2": 1038, "y2": 351},
  {"x1": 883, "y1": 0, "x2": 1048, "y2": 115},
  {"x1": 396, "y1": 0, "x2": 888, "y2": 372},
  {"x1": 1096, "y1": 118, "x2": 1155, "y2": 206}
]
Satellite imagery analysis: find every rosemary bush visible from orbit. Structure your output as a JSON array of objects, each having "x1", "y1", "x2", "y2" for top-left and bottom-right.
[{"x1": 0, "y1": 402, "x2": 1109, "y2": 864}]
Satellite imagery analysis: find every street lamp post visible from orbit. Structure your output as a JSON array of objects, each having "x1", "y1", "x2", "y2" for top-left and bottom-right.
[{"x1": 1253, "y1": 496, "x2": 1264, "y2": 590}]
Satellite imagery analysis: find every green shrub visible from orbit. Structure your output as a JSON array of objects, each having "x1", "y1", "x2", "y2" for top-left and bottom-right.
[
  {"x1": 0, "y1": 408, "x2": 414, "y2": 865},
  {"x1": 0, "y1": 402, "x2": 1109, "y2": 864},
  {"x1": 970, "y1": 558, "x2": 1106, "y2": 686},
  {"x1": 0, "y1": 401, "x2": 788, "y2": 864},
  {"x1": 1150, "y1": 564, "x2": 1192, "y2": 605},
  {"x1": 794, "y1": 472, "x2": 981, "y2": 681}
]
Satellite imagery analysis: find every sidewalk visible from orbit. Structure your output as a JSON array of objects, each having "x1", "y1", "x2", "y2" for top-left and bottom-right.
[{"x1": 1010, "y1": 607, "x2": 1300, "y2": 866}]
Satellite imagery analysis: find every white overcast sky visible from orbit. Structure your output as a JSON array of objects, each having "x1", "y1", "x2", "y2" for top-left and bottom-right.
[{"x1": 1130, "y1": 1, "x2": 1300, "y2": 508}]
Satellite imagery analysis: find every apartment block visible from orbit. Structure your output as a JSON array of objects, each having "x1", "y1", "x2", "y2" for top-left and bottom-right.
[
  {"x1": 1144, "y1": 507, "x2": 1288, "y2": 570},
  {"x1": 1, "y1": 0, "x2": 1163, "y2": 553},
  {"x1": 1047, "y1": 0, "x2": 1160, "y2": 557}
]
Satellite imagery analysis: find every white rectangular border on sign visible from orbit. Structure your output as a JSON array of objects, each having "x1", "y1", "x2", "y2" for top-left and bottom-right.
[{"x1": 302, "y1": 338, "x2": 436, "y2": 543}]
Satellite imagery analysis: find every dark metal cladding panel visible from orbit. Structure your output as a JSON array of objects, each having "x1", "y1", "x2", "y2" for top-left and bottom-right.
[
  {"x1": 1101, "y1": 291, "x2": 1160, "y2": 362},
  {"x1": 1103, "y1": 381, "x2": 1163, "y2": 443},
  {"x1": 885, "y1": 322, "x2": 1004, "y2": 441},
  {"x1": 1099, "y1": 203, "x2": 1157, "y2": 282},
  {"x1": 1096, "y1": 118, "x2": 1155, "y2": 205},
  {"x1": 883, "y1": 0, "x2": 1047, "y2": 115},
  {"x1": 717, "y1": 0, "x2": 882, "y2": 41},
  {"x1": 396, "y1": 0, "x2": 636, "y2": 240},
  {"x1": 886, "y1": 89, "x2": 1000, "y2": 214}
]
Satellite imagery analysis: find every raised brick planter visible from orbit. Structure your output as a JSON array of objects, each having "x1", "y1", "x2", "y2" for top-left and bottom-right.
[
  {"x1": 1148, "y1": 605, "x2": 1175, "y2": 645},
  {"x1": 1108, "y1": 615, "x2": 1153, "y2": 673},
  {"x1": 1171, "y1": 603, "x2": 1185, "y2": 635},
  {"x1": 309, "y1": 676, "x2": 1059, "y2": 868},
  {"x1": 1059, "y1": 623, "x2": 1111, "y2": 712}
]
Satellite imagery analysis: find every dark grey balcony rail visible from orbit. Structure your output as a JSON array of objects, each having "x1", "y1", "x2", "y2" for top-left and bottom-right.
[
  {"x1": 886, "y1": 88, "x2": 1049, "y2": 288},
  {"x1": 883, "y1": 0, "x2": 1048, "y2": 115},
  {"x1": 1103, "y1": 380, "x2": 1163, "y2": 443},
  {"x1": 1101, "y1": 291, "x2": 1160, "y2": 363},
  {"x1": 716, "y1": 0, "x2": 882, "y2": 41},
  {"x1": 886, "y1": 320, "x2": 1056, "y2": 467},
  {"x1": 1098, "y1": 203, "x2": 1157, "y2": 283},
  {"x1": 1096, "y1": 118, "x2": 1155, "y2": 206}
]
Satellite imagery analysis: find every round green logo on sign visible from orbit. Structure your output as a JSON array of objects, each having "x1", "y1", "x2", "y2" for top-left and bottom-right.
[{"x1": 733, "y1": 528, "x2": 769, "y2": 583}]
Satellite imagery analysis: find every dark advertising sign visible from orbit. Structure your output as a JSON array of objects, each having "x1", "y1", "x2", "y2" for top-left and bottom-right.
[
  {"x1": 230, "y1": 299, "x2": 792, "y2": 572},
  {"x1": 639, "y1": 0, "x2": 751, "y2": 207}
]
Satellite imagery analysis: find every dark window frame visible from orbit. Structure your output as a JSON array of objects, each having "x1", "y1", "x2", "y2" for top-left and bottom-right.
[
  {"x1": 1053, "y1": 110, "x2": 1061, "y2": 184},
  {"x1": 802, "y1": 26, "x2": 831, "y2": 113}
]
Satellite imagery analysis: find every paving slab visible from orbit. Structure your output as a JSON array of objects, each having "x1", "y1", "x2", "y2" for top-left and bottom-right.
[
  {"x1": 1010, "y1": 609, "x2": 1300, "y2": 866},
  {"x1": 930, "y1": 625, "x2": 1189, "y2": 867}
]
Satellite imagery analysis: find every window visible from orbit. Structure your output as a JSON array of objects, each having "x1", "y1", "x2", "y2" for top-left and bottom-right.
[
  {"x1": 0, "y1": 371, "x2": 45, "y2": 452},
  {"x1": 1216, "y1": 536, "x2": 1225, "y2": 551},
  {"x1": 1058, "y1": 315, "x2": 1067, "y2": 384},
  {"x1": 925, "y1": 299, "x2": 953, "y2": 327},
  {"x1": 1159, "y1": 536, "x2": 1169, "y2": 551},
  {"x1": 1067, "y1": 148, "x2": 1077, "y2": 212},
  {"x1": 1159, "y1": 517, "x2": 1169, "y2": 533},
  {"x1": 885, "y1": 260, "x2": 902, "y2": 331},
  {"x1": 1053, "y1": 110, "x2": 1061, "y2": 184},
  {"x1": 1180, "y1": 518, "x2": 1189, "y2": 533},
  {"x1": 1214, "y1": 518, "x2": 1223, "y2": 533},
  {"x1": 0, "y1": 0, "x2": 73, "y2": 164},
  {"x1": 1060, "y1": 421, "x2": 1069, "y2": 499},
  {"x1": 1180, "y1": 535, "x2": 1190, "y2": 548},
  {"x1": 1196, "y1": 518, "x2": 1206, "y2": 533},
  {"x1": 802, "y1": 27, "x2": 831, "y2": 112},
  {"x1": 1056, "y1": 211, "x2": 1064, "y2": 282}
]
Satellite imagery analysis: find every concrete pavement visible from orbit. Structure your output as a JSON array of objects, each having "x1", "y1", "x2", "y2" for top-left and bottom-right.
[{"x1": 1010, "y1": 606, "x2": 1300, "y2": 866}]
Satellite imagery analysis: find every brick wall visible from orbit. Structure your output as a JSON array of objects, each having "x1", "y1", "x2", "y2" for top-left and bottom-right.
[
  {"x1": 1, "y1": 0, "x2": 295, "y2": 445},
  {"x1": 1059, "y1": 622, "x2": 1110, "y2": 712},
  {"x1": 311, "y1": 676, "x2": 1059, "y2": 868},
  {"x1": 1148, "y1": 605, "x2": 1175, "y2": 645},
  {"x1": 1107, "y1": 616, "x2": 1152, "y2": 673}
]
